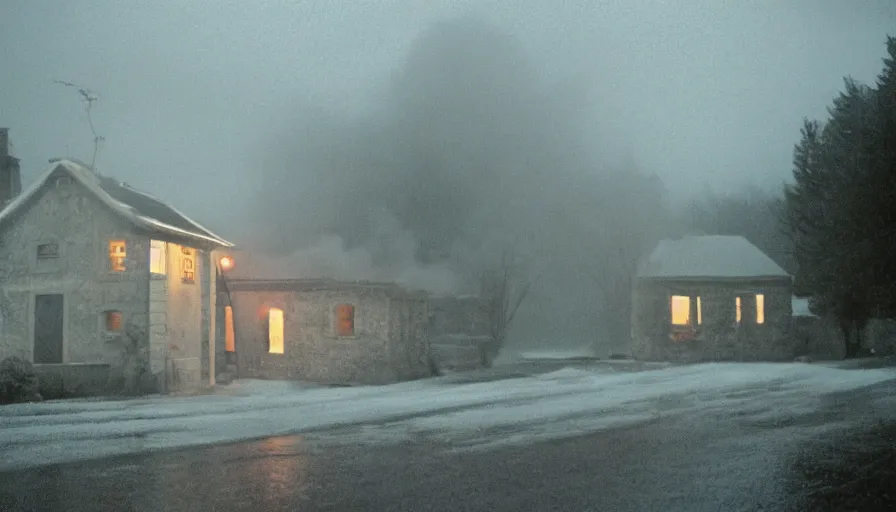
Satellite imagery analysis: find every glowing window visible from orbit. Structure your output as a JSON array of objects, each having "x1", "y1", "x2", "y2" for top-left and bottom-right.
[
  {"x1": 225, "y1": 305, "x2": 235, "y2": 352},
  {"x1": 150, "y1": 240, "x2": 167, "y2": 275},
  {"x1": 105, "y1": 311, "x2": 123, "y2": 332},
  {"x1": 696, "y1": 296, "x2": 702, "y2": 325},
  {"x1": 268, "y1": 308, "x2": 284, "y2": 354},
  {"x1": 335, "y1": 304, "x2": 355, "y2": 336},
  {"x1": 736, "y1": 297, "x2": 742, "y2": 324},
  {"x1": 670, "y1": 296, "x2": 691, "y2": 326},
  {"x1": 181, "y1": 247, "x2": 195, "y2": 283},
  {"x1": 109, "y1": 240, "x2": 126, "y2": 271},
  {"x1": 756, "y1": 294, "x2": 765, "y2": 324}
]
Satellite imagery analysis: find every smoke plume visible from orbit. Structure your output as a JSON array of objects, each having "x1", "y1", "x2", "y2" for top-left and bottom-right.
[{"x1": 248, "y1": 17, "x2": 668, "y2": 351}]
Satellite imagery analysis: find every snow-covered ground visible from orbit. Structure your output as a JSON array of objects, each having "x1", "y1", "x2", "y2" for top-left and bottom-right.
[{"x1": 1, "y1": 362, "x2": 894, "y2": 471}]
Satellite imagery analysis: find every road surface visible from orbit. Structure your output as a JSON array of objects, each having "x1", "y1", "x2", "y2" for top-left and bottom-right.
[{"x1": 1, "y1": 376, "x2": 894, "y2": 511}]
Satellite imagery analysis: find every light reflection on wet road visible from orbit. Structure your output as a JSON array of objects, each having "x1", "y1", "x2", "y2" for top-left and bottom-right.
[
  {"x1": 0, "y1": 416, "x2": 799, "y2": 512},
  {"x1": 1, "y1": 380, "x2": 893, "y2": 511}
]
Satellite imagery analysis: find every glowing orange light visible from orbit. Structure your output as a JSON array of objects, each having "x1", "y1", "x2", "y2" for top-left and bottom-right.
[{"x1": 219, "y1": 255, "x2": 234, "y2": 271}]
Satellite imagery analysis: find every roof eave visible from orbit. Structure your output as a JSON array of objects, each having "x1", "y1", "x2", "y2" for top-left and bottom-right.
[
  {"x1": 636, "y1": 274, "x2": 792, "y2": 283},
  {"x1": 135, "y1": 216, "x2": 234, "y2": 248}
]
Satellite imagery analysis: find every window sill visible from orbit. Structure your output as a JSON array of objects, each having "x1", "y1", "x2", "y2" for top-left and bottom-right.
[
  {"x1": 182, "y1": 279, "x2": 195, "y2": 285},
  {"x1": 103, "y1": 332, "x2": 124, "y2": 342}
]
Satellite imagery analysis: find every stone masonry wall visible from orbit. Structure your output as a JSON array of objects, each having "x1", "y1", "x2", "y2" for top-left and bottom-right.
[
  {"x1": 0, "y1": 171, "x2": 151, "y2": 393},
  {"x1": 161, "y1": 242, "x2": 203, "y2": 392},
  {"x1": 388, "y1": 296, "x2": 431, "y2": 381},
  {"x1": 632, "y1": 279, "x2": 796, "y2": 362},
  {"x1": 231, "y1": 287, "x2": 400, "y2": 385}
]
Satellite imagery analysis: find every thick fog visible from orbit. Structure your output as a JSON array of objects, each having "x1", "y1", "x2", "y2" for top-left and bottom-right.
[
  {"x1": 246, "y1": 19, "x2": 672, "y2": 351},
  {"x1": 3, "y1": 0, "x2": 894, "y2": 353}
]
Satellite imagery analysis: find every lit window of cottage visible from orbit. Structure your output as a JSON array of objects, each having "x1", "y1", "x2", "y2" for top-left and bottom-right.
[
  {"x1": 224, "y1": 305, "x2": 235, "y2": 352},
  {"x1": 105, "y1": 311, "x2": 123, "y2": 332},
  {"x1": 335, "y1": 304, "x2": 355, "y2": 337},
  {"x1": 735, "y1": 296, "x2": 742, "y2": 324},
  {"x1": 268, "y1": 308, "x2": 284, "y2": 354},
  {"x1": 181, "y1": 247, "x2": 195, "y2": 283},
  {"x1": 150, "y1": 240, "x2": 167, "y2": 275},
  {"x1": 755, "y1": 294, "x2": 765, "y2": 324},
  {"x1": 670, "y1": 296, "x2": 691, "y2": 326},
  {"x1": 109, "y1": 240, "x2": 126, "y2": 271}
]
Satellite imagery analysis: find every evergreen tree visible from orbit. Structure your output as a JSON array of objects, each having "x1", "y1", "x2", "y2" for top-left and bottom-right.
[{"x1": 784, "y1": 37, "x2": 896, "y2": 357}]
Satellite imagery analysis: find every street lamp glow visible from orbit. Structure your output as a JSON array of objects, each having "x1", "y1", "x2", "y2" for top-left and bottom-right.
[{"x1": 219, "y1": 255, "x2": 234, "y2": 271}]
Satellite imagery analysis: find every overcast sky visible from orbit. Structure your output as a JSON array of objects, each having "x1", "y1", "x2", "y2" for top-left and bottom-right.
[{"x1": 2, "y1": 0, "x2": 894, "y2": 238}]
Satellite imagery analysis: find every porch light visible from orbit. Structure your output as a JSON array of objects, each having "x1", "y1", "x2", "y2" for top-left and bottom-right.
[{"x1": 219, "y1": 255, "x2": 235, "y2": 271}]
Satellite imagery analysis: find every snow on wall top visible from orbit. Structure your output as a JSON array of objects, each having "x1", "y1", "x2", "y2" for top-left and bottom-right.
[
  {"x1": 0, "y1": 159, "x2": 233, "y2": 247},
  {"x1": 637, "y1": 235, "x2": 790, "y2": 280},
  {"x1": 792, "y1": 297, "x2": 816, "y2": 317}
]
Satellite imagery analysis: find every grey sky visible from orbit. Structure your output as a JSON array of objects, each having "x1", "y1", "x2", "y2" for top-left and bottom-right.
[{"x1": 2, "y1": 0, "x2": 894, "y2": 236}]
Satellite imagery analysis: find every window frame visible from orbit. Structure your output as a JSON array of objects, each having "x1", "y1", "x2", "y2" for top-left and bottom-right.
[
  {"x1": 755, "y1": 293, "x2": 765, "y2": 325},
  {"x1": 149, "y1": 240, "x2": 167, "y2": 276},
  {"x1": 108, "y1": 240, "x2": 127, "y2": 272},
  {"x1": 267, "y1": 307, "x2": 284, "y2": 354},
  {"x1": 224, "y1": 305, "x2": 235, "y2": 353},
  {"x1": 180, "y1": 246, "x2": 196, "y2": 284},
  {"x1": 37, "y1": 243, "x2": 60, "y2": 260},
  {"x1": 334, "y1": 303, "x2": 356, "y2": 338},
  {"x1": 104, "y1": 310, "x2": 123, "y2": 334}
]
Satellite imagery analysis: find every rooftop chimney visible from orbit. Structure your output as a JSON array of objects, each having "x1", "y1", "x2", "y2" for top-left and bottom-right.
[{"x1": 0, "y1": 128, "x2": 22, "y2": 208}]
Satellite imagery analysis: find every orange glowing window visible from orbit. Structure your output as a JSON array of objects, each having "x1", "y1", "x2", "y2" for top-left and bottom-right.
[
  {"x1": 736, "y1": 296, "x2": 742, "y2": 324},
  {"x1": 225, "y1": 306, "x2": 235, "y2": 352},
  {"x1": 335, "y1": 304, "x2": 355, "y2": 337},
  {"x1": 181, "y1": 247, "x2": 195, "y2": 283},
  {"x1": 105, "y1": 311, "x2": 123, "y2": 332},
  {"x1": 670, "y1": 296, "x2": 691, "y2": 326},
  {"x1": 696, "y1": 296, "x2": 702, "y2": 325},
  {"x1": 109, "y1": 240, "x2": 126, "y2": 271},
  {"x1": 268, "y1": 308, "x2": 284, "y2": 354}
]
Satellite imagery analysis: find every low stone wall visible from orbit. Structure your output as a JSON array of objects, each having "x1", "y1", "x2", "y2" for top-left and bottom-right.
[
  {"x1": 32, "y1": 363, "x2": 111, "y2": 399},
  {"x1": 792, "y1": 317, "x2": 843, "y2": 360},
  {"x1": 168, "y1": 357, "x2": 203, "y2": 393},
  {"x1": 429, "y1": 334, "x2": 494, "y2": 370}
]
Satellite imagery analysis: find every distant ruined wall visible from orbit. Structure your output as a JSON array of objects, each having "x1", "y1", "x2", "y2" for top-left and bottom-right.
[
  {"x1": 427, "y1": 296, "x2": 494, "y2": 370},
  {"x1": 631, "y1": 279, "x2": 796, "y2": 362}
]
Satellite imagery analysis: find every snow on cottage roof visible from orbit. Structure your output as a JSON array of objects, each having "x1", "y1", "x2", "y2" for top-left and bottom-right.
[
  {"x1": 637, "y1": 235, "x2": 790, "y2": 280},
  {"x1": 0, "y1": 159, "x2": 233, "y2": 247}
]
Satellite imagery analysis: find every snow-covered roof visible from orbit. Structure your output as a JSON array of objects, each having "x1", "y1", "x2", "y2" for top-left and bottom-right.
[
  {"x1": 0, "y1": 159, "x2": 233, "y2": 247},
  {"x1": 637, "y1": 235, "x2": 790, "y2": 280}
]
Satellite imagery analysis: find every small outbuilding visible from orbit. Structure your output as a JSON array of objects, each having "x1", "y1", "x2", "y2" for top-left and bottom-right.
[
  {"x1": 631, "y1": 235, "x2": 796, "y2": 362},
  {"x1": 216, "y1": 252, "x2": 433, "y2": 385}
]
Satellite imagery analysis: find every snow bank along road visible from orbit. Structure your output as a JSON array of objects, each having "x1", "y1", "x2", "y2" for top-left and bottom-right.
[{"x1": 0, "y1": 361, "x2": 893, "y2": 472}]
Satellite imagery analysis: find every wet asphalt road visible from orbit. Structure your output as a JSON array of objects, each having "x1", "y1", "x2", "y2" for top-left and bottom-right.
[{"x1": 1, "y1": 369, "x2": 893, "y2": 511}]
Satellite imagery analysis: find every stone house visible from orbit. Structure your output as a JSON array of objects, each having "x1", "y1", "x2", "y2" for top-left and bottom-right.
[
  {"x1": 216, "y1": 252, "x2": 433, "y2": 385},
  {"x1": 0, "y1": 158, "x2": 233, "y2": 396},
  {"x1": 631, "y1": 235, "x2": 795, "y2": 362}
]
